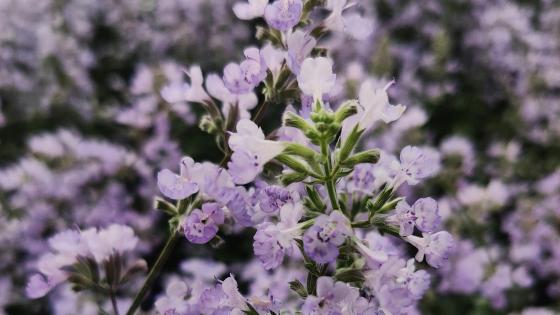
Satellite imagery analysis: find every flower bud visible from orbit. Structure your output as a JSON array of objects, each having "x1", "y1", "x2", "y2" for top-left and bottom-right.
[
  {"x1": 334, "y1": 100, "x2": 358, "y2": 124},
  {"x1": 198, "y1": 114, "x2": 222, "y2": 135},
  {"x1": 280, "y1": 172, "x2": 308, "y2": 185},
  {"x1": 341, "y1": 149, "x2": 380, "y2": 167},
  {"x1": 283, "y1": 111, "x2": 315, "y2": 134}
]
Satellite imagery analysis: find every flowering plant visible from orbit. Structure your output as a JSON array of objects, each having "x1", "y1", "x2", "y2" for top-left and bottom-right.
[{"x1": 20, "y1": 1, "x2": 455, "y2": 314}]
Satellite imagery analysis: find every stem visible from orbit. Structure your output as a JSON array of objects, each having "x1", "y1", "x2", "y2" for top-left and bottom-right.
[
  {"x1": 126, "y1": 231, "x2": 180, "y2": 315},
  {"x1": 110, "y1": 292, "x2": 120, "y2": 315},
  {"x1": 321, "y1": 141, "x2": 339, "y2": 210},
  {"x1": 253, "y1": 99, "x2": 271, "y2": 124}
]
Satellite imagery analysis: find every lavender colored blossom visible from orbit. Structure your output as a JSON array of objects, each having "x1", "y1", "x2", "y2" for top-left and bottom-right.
[
  {"x1": 405, "y1": 231, "x2": 454, "y2": 268},
  {"x1": 223, "y1": 47, "x2": 267, "y2": 94},
  {"x1": 183, "y1": 203, "x2": 225, "y2": 244},
  {"x1": 258, "y1": 185, "x2": 294, "y2": 213},
  {"x1": 253, "y1": 202, "x2": 303, "y2": 269},
  {"x1": 389, "y1": 197, "x2": 441, "y2": 236},
  {"x1": 302, "y1": 276, "x2": 353, "y2": 315},
  {"x1": 157, "y1": 157, "x2": 200, "y2": 200},
  {"x1": 228, "y1": 119, "x2": 287, "y2": 184},
  {"x1": 297, "y1": 57, "x2": 337, "y2": 100},
  {"x1": 286, "y1": 30, "x2": 316, "y2": 74},
  {"x1": 264, "y1": 0, "x2": 303, "y2": 31},
  {"x1": 233, "y1": 0, "x2": 268, "y2": 20},
  {"x1": 393, "y1": 146, "x2": 441, "y2": 187},
  {"x1": 303, "y1": 211, "x2": 351, "y2": 264}
]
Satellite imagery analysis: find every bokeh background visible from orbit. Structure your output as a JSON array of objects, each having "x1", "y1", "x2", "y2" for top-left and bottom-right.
[{"x1": 1, "y1": 0, "x2": 559, "y2": 314}]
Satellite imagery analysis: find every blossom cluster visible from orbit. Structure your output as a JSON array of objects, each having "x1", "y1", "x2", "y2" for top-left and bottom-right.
[{"x1": 0, "y1": 0, "x2": 559, "y2": 314}]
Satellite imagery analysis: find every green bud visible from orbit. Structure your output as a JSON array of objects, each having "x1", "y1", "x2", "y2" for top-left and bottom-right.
[
  {"x1": 153, "y1": 197, "x2": 177, "y2": 216},
  {"x1": 338, "y1": 125, "x2": 364, "y2": 162},
  {"x1": 305, "y1": 185, "x2": 326, "y2": 211},
  {"x1": 283, "y1": 111, "x2": 315, "y2": 134},
  {"x1": 378, "y1": 197, "x2": 404, "y2": 214},
  {"x1": 284, "y1": 143, "x2": 322, "y2": 163},
  {"x1": 367, "y1": 187, "x2": 394, "y2": 218},
  {"x1": 198, "y1": 114, "x2": 221, "y2": 135},
  {"x1": 334, "y1": 268, "x2": 365, "y2": 284},
  {"x1": 334, "y1": 100, "x2": 358, "y2": 124},
  {"x1": 275, "y1": 154, "x2": 311, "y2": 174},
  {"x1": 342, "y1": 149, "x2": 380, "y2": 167},
  {"x1": 280, "y1": 172, "x2": 308, "y2": 185},
  {"x1": 289, "y1": 279, "x2": 308, "y2": 298}
]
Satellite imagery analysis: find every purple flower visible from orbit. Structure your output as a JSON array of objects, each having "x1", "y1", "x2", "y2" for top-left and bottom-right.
[
  {"x1": 227, "y1": 119, "x2": 287, "y2": 184},
  {"x1": 389, "y1": 197, "x2": 441, "y2": 236},
  {"x1": 264, "y1": 0, "x2": 303, "y2": 31},
  {"x1": 396, "y1": 259, "x2": 431, "y2": 299},
  {"x1": 26, "y1": 274, "x2": 55, "y2": 299},
  {"x1": 157, "y1": 156, "x2": 199, "y2": 200},
  {"x1": 258, "y1": 185, "x2": 294, "y2": 213},
  {"x1": 223, "y1": 63, "x2": 254, "y2": 94},
  {"x1": 223, "y1": 48, "x2": 267, "y2": 94},
  {"x1": 302, "y1": 276, "x2": 353, "y2": 315},
  {"x1": 223, "y1": 186, "x2": 254, "y2": 227},
  {"x1": 405, "y1": 231, "x2": 454, "y2": 268},
  {"x1": 392, "y1": 146, "x2": 441, "y2": 187},
  {"x1": 241, "y1": 48, "x2": 268, "y2": 87},
  {"x1": 253, "y1": 202, "x2": 303, "y2": 269},
  {"x1": 183, "y1": 203, "x2": 225, "y2": 244},
  {"x1": 303, "y1": 211, "x2": 351, "y2": 264}
]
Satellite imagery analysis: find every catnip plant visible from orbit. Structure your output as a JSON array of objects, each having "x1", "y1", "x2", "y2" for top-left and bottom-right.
[{"x1": 25, "y1": 0, "x2": 454, "y2": 314}]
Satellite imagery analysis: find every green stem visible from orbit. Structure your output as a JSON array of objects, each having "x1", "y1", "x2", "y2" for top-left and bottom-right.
[
  {"x1": 125, "y1": 231, "x2": 180, "y2": 315},
  {"x1": 110, "y1": 291, "x2": 120, "y2": 315},
  {"x1": 321, "y1": 141, "x2": 339, "y2": 210}
]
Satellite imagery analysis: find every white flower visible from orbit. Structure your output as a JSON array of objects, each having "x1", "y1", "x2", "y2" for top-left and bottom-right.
[
  {"x1": 205, "y1": 74, "x2": 257, "y2": 119},
  {"x1": 233, "y1": 0, "x2": 268, "y2": 20},
  {"x1": 221, "y1": 275, "x2": 248, "y2": 311},
  {"x1": 229, "y1": 119, "x2": 287, "y2": 164},
  {"x1": 261, "y1": 43, "x2": 285, "y2": 77},
  {"x1": 324, "y1": 0, "x2": 374, "y2": 40},
  {"x1": 296, "y1": 57, "x2": 336, "y2": 100},
  {"x1": 341, "y1": 80, "x2": 405, "y2": 142},
  {"x1": 82, "y1": 224, "x2": 139, "y2": 263},
  {"x1": 160, "y1": 65, "x2": 209, "y2": 104}
]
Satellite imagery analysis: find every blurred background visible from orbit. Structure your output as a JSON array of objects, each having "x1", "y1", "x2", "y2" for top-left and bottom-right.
[{"x1": 0, "y1": 0, "x2": 559, "y2": 314}]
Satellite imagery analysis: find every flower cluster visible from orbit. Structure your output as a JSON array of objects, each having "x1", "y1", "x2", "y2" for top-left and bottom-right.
[{"x1": 0, "y1": 0, "x2": 558, "y2": 314}]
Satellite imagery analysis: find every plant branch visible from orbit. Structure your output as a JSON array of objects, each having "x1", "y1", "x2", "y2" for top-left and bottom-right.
[{"x1": 125, "y1": 231, "x2": 180, "y2": 315}]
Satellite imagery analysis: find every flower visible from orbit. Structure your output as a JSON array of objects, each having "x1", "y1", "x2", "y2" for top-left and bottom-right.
[
  {"x1": 324, "y1": 0, "x2": 374, "y2": 40},
  {"x1": 227, "y1": 119, "x2": 287, "y2": 184},
  {"x1": 233, "y1": 0, "x2": 268, "y2": 20},
  {"x1": 205, "y1": 73, "x2": 258, "y2": 119},
  {"x1": 286, "y1": 30, "x2": 316, "y2": 75},
  {"x1": 221, "y1": 275, "x2": 248, "y2": 311},
  {"x1": 391, "y1": 146, "x2": 441, "y2": 187},
  {"x1": 388, "y1": 197, "x2": 441, "y2": 236},
  {"x1": 157, "y1": 156, "x2": 200, "y2": 200},
  {"x1": 405, "y1": 231, "x2": 454, "y2": 268},
  {"x1": 183, "y1": 203, "x2": 225, "y2": 244},
  {"x1": 26, "y1": 225, "x2": 140, "y2": 298},
  {"x1": 223, "y1": 47, "x2": 267, "y2": 94},
  {"x1": 154, "y1": 279, "x2": 193, "y2": 315},
  {"x1": 341, "y1": 80, "x2": 405, "y2": 142},
  {"x1": 160, "y1": 65, "x2": 210, "y2": 104},
  {"x1": 82, "y1": 224, "x2": 139, "y2": 263},
  {"x1": 302, "y1": 276, "x2": 353, "y2": 315},
  {"x1": 258, "y1": 185, "x2": 295, "y2": 213},
  {"x1": 264, "y1": 0, "x2": 303, "y2": 31},
  {"x1": 296, "y1": 57, "x2": 336, "y2": 101},
  {"x1": 261, "y1": 43, "x2": 285, "y2": 77},
  {"x1": 303, "y1": 211, "x2": 351, "y2": 264},
  {"x1": 253, "y1": 202, "x2": 304, "y2": 269}
]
